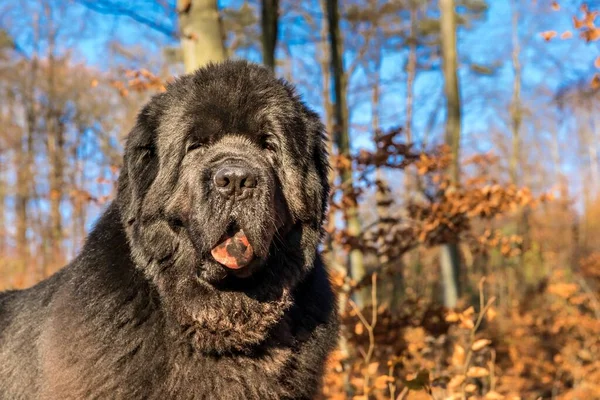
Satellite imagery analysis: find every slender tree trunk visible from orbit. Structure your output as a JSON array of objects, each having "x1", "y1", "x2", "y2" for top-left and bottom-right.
[
  {"x1": 509, "y1": 0, "x2": 522, "y2": 186},
  {"x1": 509, "y1": 0, "x2": 531, "y2": 283},
  {"x1": 439, "y1": 0, "x2": 462, "y2": 308},
  {"x1": 15, "y1": 55, "x2": 39, "y2": 274},
  {"x1": 405, "y1": 3, "x2": 417, "y2": 147},
  {"x1": 261, "y1": 0, "x2": 279, "y2": 71},
  {"x1": 45, "y1": 9, "x2": 64, "y2": 276},
  {"x1": 178, "y1": 0, "x2": 226, "y2": 72},
  {"x1": 325, "y1": 0, "x2": 367, "y2": 307}
]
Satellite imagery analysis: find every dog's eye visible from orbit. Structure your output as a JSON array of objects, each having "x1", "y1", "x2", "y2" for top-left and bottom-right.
[
  {"x1": 264, "y1": 142, "x2": 276, "y2": 153},
  {"x1": 261, "y1": 136, "x2": 277, "y2": 153},
  {"x1": 186, "y1": 142, "x2": 205, "y2": 153}
]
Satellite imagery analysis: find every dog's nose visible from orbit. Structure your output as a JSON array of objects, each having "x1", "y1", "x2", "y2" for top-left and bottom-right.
[{"x1": 213, "y1": 166, "x2": 258, "y2": 198}]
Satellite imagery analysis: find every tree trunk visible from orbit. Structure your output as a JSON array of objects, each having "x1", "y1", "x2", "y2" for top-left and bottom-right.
[
  {"x1": 405, "y1": 4, "x2": 417, "y2": 147},
  {"x1": 261, "y1": 0, "x2": 279, "y2": 71},
  {"x1": 44, "y1": 8, "x2": 64, "y2": 276},
  {"x1": 178, "y1": 0, "x2": 226, "y2": 72},
  {"x1": 509, "y1": 0, "x2": 532, "y2": 283},
  {"x1": 509, "y1": 0, "x2": 522, "y2": 186},
  {"x1": 439, "y1": 0, "x2": 462, "y2": 308},
  {"x1": 325, "y1": 0, "x2": 367, "y2": 307}
]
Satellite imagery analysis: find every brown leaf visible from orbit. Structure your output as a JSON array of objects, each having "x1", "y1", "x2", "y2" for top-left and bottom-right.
[
  {"x1": 447, "y1": 374, "x2": 465, "y2": 389},
  {"x1": 374, "y1": 375, "x2": 393, "y2": 389},
  {"x1": 404, "y1": 369, "x2": 430, "y2": 390},
  {"x1": 551, "y1": 1, "x2": 560, "y2": 11},
  {"x1": 595, "y1": 56, "x2": 600, "y2": 69},
  {"x1": 354, "y1": 322, "x2": 364, "y2": 335},
  {"x1": 593, "y1": 74, "x2": 600, "y2": 89},
  {"x1": 472, "y1": 339, "x2": 492, "y2": 352},
  {"x1": 446, "y1": 311, "x2": 460, "y2": 322},
  {"x1": 486, "y1": 306, "x2": 497, "y2": 322},
  {"x1": 367, "y1": 362, "x2": 379, "y2": 376},
  {"x1": 465, "y1": 383, "x2": 478, "y2": 393},
  {"x1": 560, "y1": 31, "x2": 573, "y2": 39},
  {"x1": 541, "y1": 30, "x2": 557, "y2": 41},
  {"x1": 466, "y1": 366, "x2": 489, "y2": 378},
  {"x1": 485, "y1": 391, "x2": 505, "y2": 400},
  {"x1": 452, "y1": 344, "x2": 466, "y2": 367}
]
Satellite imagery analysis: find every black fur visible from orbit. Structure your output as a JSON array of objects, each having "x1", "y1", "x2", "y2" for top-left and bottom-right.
[{"x1": 0, "y1": 60, "x2": 338, "y2": 399}]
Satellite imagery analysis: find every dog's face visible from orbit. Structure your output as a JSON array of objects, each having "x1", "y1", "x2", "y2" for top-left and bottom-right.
[{"x1": 117, "y1": 61, "x2": 329, "y2": 353}]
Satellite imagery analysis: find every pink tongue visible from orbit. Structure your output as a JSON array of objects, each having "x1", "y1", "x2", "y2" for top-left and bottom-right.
[{"x1": 210, "y1": 230, "x2": 255, "y2": 269}]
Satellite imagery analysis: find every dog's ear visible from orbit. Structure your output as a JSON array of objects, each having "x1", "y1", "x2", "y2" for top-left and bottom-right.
[
  {"x1": 305, "y1": 110, "x2": 331, "y2": 232},
  {"x1": 117, "y1": 99, "x2": 163, "y2": 226}
]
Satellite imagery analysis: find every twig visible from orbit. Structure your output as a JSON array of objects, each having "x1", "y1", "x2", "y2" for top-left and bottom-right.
[{"x1": 348, "y1": 273, "x2": 378, "y2": 397}]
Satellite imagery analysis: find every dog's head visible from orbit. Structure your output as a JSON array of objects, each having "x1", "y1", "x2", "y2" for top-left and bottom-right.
[{"x1": 116, "y1": 61, "x2": 329, "y2": 353}]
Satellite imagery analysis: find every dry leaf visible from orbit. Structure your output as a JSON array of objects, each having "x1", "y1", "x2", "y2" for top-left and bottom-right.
[
  {"x1": 452, "y1": 344, "x2": 466, "y2": 367},
  {"x1": 541, "y1": 31, "x2": 557, "y2": 41},
  {"x1": 350, "y1": 377, "x2": 365, "y2": 388},
  {"x1": 462, "y1": 306, "x2": 475, "y2": 318},
  {"x1": 551, "y1": 1, "x2": 560, "y2": 11},
  {"x1": 486, "y1": 306, "x2": 497, "y2": 322},
  {"x1": 465, "y1": 383, "x2": 477, "y2": 393},
  {"x1": 593, "y1": 74, "x2": 600, "y2": 89},
  {"x1": 355, "y1": 322, "x2": 364, "y2": 335},
  {"x1": 467, "y1": 366, "x2": 489, "y2": 378},
  {"x1": 447, "y1": 374, "x2": 466, "y2": 389},
  {"x1": 560, "y1": 31, "x2": 573, "y2": 39},
  {"x1": 367, "y1": 362, "x2": 379, "y2": 376},
  {"x1": 446, "y1": 311, "x2": 460, "y2": 322},
  {"x1": 595, "y1": 56, "x2": 600, "y2": 69},
  {"x1": 459, "y1": 317, "x2": 475, "y2": 330},
  {"x1": 374, "y1": 375, "x2": 393, "y2": 389},
  {"x1": 485, "y1": 391, "x2": 505, "y2": 400},
  {"x1": 472, "y1": 339, "x2": 492, "y2": 352}
]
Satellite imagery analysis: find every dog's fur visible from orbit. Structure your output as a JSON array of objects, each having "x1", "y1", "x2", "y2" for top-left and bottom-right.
[{"x1": 0, "y1": 61, "x2": 338, "y2": 399}]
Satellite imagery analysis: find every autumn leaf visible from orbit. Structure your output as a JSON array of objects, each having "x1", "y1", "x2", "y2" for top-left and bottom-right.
[
  {"x1": 350, "y1": 377, "x2": 365, "y2": 388},
  {"x1": 465, "y1": 383, "x2": 477, "y2": 393},
  {"x1": 560, "y1": 31, "x2": 573, "y2": 39},
  {"x1": 472, "y1": 339, "x2": 492, "y2": 352},
  {"x1": 366, "y1": 362, "x2": 379, "y2": 376},
  {"x1": 354, "y1": 322, "x2": 364, "y2": 335},
  {"x1": 541, "y1": 31, "x2": 557, "y2": 41},
  {"x1": 485, "y1": 391, "x2": 505, "y2": 400},
  {"x1": 581, "y1": 28, "x2": 600, "y2": 42},
  {"x1": 447, "y1": 374, "x2": 465, "y2": 389},
  {"x1": 467, "y1": 366, "x2": 489, "y2": 378},
  {"x1": 486, "y1": 306, "x2": 497, "y2": 322},
  {"x1": 551, "y1": 1, "x2": 560, "y2": 11},
  {"x1": 595, "y1": 56, "x2": 600, "y2": 69},
  {"x1": 547, "y1": 283, "x2": 579, "y2": 298},
  {"x1": 403, "y1": 369, "x2": 430, "y2": 391},
  {"x1": 592, "y1": 74, "x2": 600, "y2": 89},
  {"x1": 374, "y1": 375, "x2": 393, "y2": 389},
  {"x1": 452, "y1": 344, "x2": 466, "y2": 367}
]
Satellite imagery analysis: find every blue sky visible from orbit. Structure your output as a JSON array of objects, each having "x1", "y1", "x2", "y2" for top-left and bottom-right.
[{"x1": 3, "y1": 0, "x2": 600, "y2": 253}]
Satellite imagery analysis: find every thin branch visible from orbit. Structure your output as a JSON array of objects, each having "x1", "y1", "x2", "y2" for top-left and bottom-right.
[{"x1": 74, "y1": 0, "x2": 178, "y2": 39}]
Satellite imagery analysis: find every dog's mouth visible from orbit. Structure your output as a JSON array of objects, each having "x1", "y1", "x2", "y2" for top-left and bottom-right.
[{"x1": 210, "y1": 222, "x2": 256, "y2": 270}]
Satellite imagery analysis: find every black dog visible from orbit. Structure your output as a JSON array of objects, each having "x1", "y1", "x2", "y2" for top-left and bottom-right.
[{"x1": 0, "y1": 60, "x2": 338, "y2": 399}]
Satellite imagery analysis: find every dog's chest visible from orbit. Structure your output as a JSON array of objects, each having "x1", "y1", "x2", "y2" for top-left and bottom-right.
[{"x1": 157, "y1": 347, "x2": 296, "y2": 399}]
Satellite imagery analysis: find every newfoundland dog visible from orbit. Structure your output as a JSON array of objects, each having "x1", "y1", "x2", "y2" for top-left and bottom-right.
[{"x1": 0, "y1": 60, "x2": 338, "y2": 399}]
